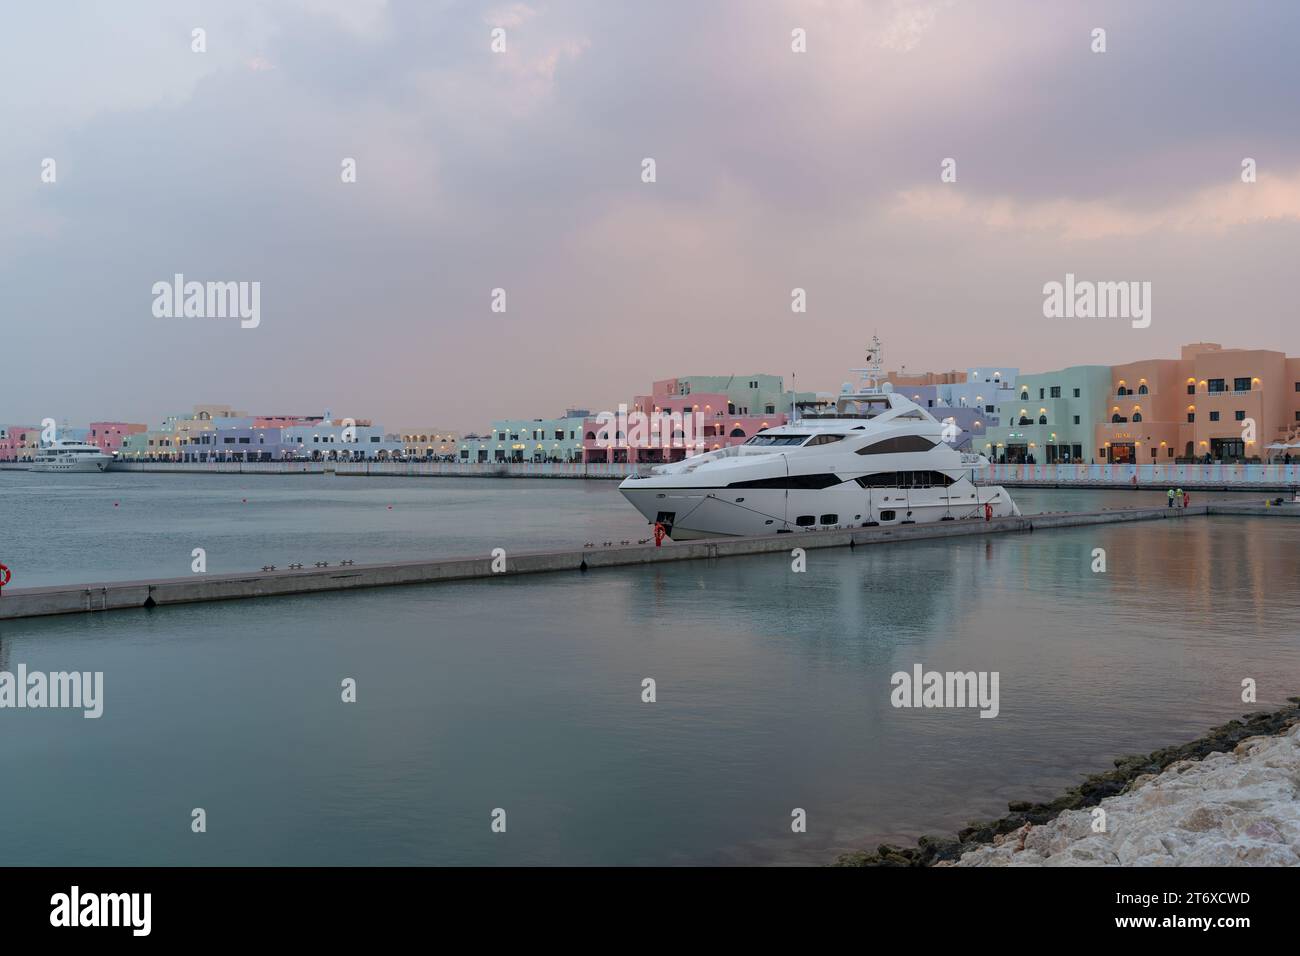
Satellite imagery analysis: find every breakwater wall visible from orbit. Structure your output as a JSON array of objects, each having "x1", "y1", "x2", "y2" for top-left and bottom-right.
[{"x1": 5, "y1": 503, "x2": 1287, "y2": 622}]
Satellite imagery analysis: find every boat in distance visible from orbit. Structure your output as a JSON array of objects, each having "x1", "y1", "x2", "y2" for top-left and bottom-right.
[
  {"x1": 30, "y1": 440, "x2": 115, "y2": 473},
  {"x1": 619, "y1": 341, "x2": 1020, "y2": 540}
]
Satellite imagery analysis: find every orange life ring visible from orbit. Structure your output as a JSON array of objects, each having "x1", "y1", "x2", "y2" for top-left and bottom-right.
[
  {"x1": 0, "y1": 563, "x2": 10, "y2": 587},
  {"x1": 984, "y1": 503, "x2": 993, "y2": 522}
]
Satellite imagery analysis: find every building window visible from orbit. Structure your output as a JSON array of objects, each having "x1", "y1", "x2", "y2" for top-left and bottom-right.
[
  {"x1": 1038, "y1": 415, "x2": 1047, "y2": 424},
  {"x1": 1073, "y1": 415, "x2": 1080, "y2": 425},
  {"x1": 1234, "y1": 410, "x2": 1246, "y2": 421},
  {"x1": 1234, "y1": 377, "x2": 1251, "y2": 392},
  {"x1": 1209, "y1": 411, "x2": 1220, "y2": 422},
  {"x1": 985, "y1": 405, "x2": 995, "y2": 414},
  {"x1": 1132, "y1": 412, "x2": 1142, "y2": 423},
  {"x1": 1050, "y1": 386, "x2": 1061, "y2": 398},
  {"x1": 1073, "y1": 388, "x2": 1080, "y2": 398},
  {"x1": 1039, "y1": 388, "x2": 1045, "y2": 399},
  {"x1": 1187, "y1": 413, "x2": 1195, "y2": 423},
  {"x1": 1138, "y1": 384, "x2": 1148, "y2": 394},
  {"x1": 1187, "y1": 384, "x2": 1196, "y2": 395},
  {"x1": 1207, "y1": 378, "x2": 1225, "y2": 393}
]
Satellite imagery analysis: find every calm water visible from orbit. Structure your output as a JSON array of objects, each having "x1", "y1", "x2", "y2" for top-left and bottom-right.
[
  {"x1": 0, "y1": 471, "x2": 1267, "y2": 587},
  {"x1": 0, "y1": 475, "x2": 1296, "y2": 865}
]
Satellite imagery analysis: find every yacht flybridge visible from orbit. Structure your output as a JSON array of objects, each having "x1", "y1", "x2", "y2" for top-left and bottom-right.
[{"x1": 618, "y1": 339, "x2": 1020, "y2": 540}]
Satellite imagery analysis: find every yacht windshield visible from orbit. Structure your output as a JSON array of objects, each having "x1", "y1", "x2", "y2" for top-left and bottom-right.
[{"x1": 744, "y1": 435, "x2": 808, "y2": 447}]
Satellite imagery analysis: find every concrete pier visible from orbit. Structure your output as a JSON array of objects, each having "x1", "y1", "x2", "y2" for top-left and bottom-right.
[{"x1": 4, "y1": 502, "x2": 1289, "y2": 621}]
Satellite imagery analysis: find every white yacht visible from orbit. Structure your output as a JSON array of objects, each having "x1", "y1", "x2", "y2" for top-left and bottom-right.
[
  {"x1": 619, "y1": 340, "x2": 1020, "y2": 539},
  {"x1": 30, "y1": 440, "x2": 115, "y2": 473}
]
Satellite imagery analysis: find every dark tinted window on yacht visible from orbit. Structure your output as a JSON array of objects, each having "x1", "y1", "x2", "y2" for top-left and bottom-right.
[
  {"x1": 879, "y1": 510, "x2": 897, "y2": 521},
  {"x1": 745, "y1": 435, "x2": 808, "y2": 446},
  {"x1": 795, "y1": 515, "x2": 816, "y2": 526},
  {"x1": 819, "y1": 514, "x2": 838, "y2": 524},
  {"x1": 854, "y1": 471, "x2": 955, "y2": 489},
  {"x1": 805, "y1": 434, "x2": 844, "y2": 446},
  {"x1": 728, "y1": 473, "x2": 844, "y2": 490},
  {"x1": 855, "y1": 435, "x2": 936, "y2": 455}
]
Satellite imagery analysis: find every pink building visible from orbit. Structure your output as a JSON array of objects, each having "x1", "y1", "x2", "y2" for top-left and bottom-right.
[
  {"x1": 0, "y1": 425, "x2": 40, "y2": 461},
  {"x1": 87, "y1": 422, "x2": 147, "y2": 454},
  {"x1": 582, "y1": 378, "x2": 788, "y2": 464}
]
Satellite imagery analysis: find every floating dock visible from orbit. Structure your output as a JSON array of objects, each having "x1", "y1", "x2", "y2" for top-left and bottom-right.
[{"x1": 0, "y1": 503, "x2": 1293, "y2": 621}]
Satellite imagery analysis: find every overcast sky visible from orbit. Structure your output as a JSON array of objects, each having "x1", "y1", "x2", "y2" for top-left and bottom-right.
[{"x1": 3, "y1": 0, "x2": 1298, "y2": 431}]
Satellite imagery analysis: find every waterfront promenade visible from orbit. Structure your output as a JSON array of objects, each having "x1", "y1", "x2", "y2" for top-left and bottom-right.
[
  {"x1": 3, "y1": 459, "x2": 1299, "y2": 490},
  {"x1": 2, "y1": 502, "x2": 1294, "y2": 621}
]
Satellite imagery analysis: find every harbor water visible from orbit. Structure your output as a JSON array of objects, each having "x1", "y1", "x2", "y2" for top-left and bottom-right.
[{"x1": 0, "y1": 475, "x2": 1296, "y2": 865}]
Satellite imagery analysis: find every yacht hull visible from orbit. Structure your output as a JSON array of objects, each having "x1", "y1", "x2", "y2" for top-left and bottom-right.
[
  {"x1": 30, "y1": 459, "x2": 113, "y2": 473},
  {"x1": 619, "y1": 479, "x2": 1020, "y2": 540}
]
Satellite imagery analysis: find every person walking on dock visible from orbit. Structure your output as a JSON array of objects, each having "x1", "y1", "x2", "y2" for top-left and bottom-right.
[
  {"x1": 1175, "y1": 487, "x2": 1184, "y2": 509},
  {"x1": 1167, "y1": 488, "x2": 1175, "y2": 508},
  {"x1": 1183, "y1": 489, "x2": 1190, "y2": 508}
]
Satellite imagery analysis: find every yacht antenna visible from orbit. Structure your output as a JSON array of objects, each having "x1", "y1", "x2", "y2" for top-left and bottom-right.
[{"x1": 848, "y1": 335, "x2": 885, "y2": 393}]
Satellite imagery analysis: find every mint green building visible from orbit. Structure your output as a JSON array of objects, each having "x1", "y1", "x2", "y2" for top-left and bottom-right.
[
  {"x1": 981, "y1": 365, "x2": 1110, "y2": 464},
  {"x1": 459, "y1": 416, "x2": 588, "y2": 463}
]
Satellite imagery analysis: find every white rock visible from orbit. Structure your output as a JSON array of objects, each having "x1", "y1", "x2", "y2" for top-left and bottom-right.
[{"x1": 954, "y1": 722, "x2": 1300, "y2": 867}]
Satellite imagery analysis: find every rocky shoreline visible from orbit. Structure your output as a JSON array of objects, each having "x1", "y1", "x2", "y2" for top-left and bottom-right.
[{"x1": 835, "y1": 698, "x2": 1300, "y2": 867}]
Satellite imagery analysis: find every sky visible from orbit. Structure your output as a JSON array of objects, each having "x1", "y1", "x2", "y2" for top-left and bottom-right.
[{"x1": 3, "y1": 0, "x2": 1299, "y2": 432}]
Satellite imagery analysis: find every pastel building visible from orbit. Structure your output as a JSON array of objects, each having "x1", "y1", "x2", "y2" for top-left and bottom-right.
[
  {"x1": 118, "y1": 405, "x2": 404, "y2": 461},
  {"x1": 87, "y1": 422, "x2": 147, "y2": 454},
  {"x1": 460, "y1": 417, "x2": 587, "y2": 463},
  {"x1": 890, "y1": 368, "x2": 1019, "y2": 448},
  {"x1": 396, "y1": 428, "x2": 459, "y2": 459},
  {"x1": 983, "y1": 365, "x2": 1112, "y2": 463},
  {"x1": 1097, "y1": 343, "x2": 1300, "y2": 463},
  {"x1": 581, "y1": 375, "x2": 805, "y2": 464},
  {"x1": 278, "y1": 421, "x2": 404, "y2": 460},
  {"x1": 0, "y1": 425, "x2": 40, "y2": 461}
]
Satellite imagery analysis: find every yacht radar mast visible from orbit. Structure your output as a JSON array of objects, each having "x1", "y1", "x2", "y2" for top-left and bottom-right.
[{"x1": 848, "y1": 335, "x2": 886, "y2": 394}]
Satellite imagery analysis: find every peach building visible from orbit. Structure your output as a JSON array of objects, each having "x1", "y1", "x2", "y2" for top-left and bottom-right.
[{"x1": 1096, "y1": 343, "x2": 1300, "y2": 463}]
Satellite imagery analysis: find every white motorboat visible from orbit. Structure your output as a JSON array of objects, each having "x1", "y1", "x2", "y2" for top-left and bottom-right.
[
  {"x1": 619, "y1": 339, "x2": 1020, "y2": 539},
  {"x1": 30, "y1": 440, "x2": 115, "y2": 473}
]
